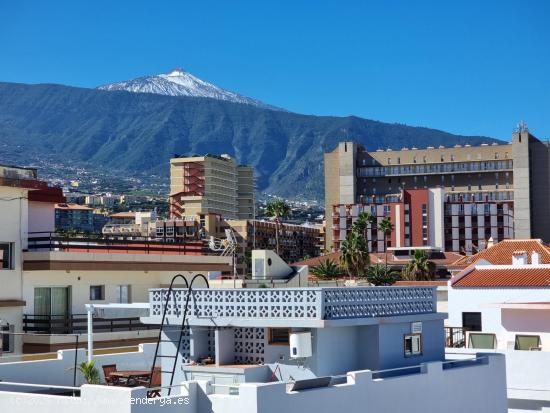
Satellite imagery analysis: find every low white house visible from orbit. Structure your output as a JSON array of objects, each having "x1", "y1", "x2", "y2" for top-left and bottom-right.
[{"x1": 447, "y1": 239, "x2": 550, "y2": 412}]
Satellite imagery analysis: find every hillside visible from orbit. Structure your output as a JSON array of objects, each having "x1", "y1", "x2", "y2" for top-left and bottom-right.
[{"x1": 0, "y1": 82, "x2": 502, "y2": 200}]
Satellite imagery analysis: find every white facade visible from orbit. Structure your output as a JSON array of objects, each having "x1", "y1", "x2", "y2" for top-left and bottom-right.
[{"x1": 0, "y1": 186, "x2": 29, "y2": 354}]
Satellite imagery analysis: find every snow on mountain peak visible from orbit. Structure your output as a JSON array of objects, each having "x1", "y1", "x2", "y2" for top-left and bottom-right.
[{"x1": 97, "y1": 69, "x2": 280, "y2": 110}]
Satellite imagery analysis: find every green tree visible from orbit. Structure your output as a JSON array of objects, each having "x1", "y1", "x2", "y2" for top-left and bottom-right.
[
  {"x1": 339, "y1": 212, "x2": 374, "y2": 277},
  {"x1": 72, "y1": 360, "x2": 101, "y2": 384},
  {"x1": 401, "y1": 249, "x2": 436, "y2": 281},
  {"x1": 310, "y1": 259, "x2": 341, "y2": 279},
  {"x1": 378, "y1": 216, "x2": 394, "y2": 276},
  {"x1": 363, "y1": 263, "x2": 398, "y2": 286},
  {"x1": 265, "y1": 200, "x2": 291, "y2": 255}
]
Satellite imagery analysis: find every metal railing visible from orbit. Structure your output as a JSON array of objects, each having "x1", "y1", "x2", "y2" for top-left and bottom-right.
[
  {"x1": 26, "y1": 232, "x2": 211, "y2": 255},
  {"x1": 445, "y1": 327, "x2": 466, "y2": 348},
  {"x1": 23, "y1": 314, "x2": 156, "y2": 334}
]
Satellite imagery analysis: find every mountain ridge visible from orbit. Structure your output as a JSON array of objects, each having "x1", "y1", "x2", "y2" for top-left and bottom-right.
[
  {"x1": 97, "y1": 68, "x2": 281, "y2": 111},
  {"x1": 0, "y1": 81, "x2": 503, "y2": 200}
]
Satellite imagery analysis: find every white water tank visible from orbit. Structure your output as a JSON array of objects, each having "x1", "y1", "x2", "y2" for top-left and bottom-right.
[{"x1": 289, "y1": 332, "x2": 312, "y2": 358}]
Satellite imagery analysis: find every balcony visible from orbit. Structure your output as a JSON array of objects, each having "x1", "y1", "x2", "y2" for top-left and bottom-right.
[
  {"x1": 22, "y1": 314, "x2": 155, "y2": 335},
  {"x1": 26, "y1": 232, "x2": 210, "y2": 255}
]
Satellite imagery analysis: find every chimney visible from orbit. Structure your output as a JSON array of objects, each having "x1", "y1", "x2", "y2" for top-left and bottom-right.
[
  {"x1": 486, "y1": 236, "x2": 494, "y2": 249},
  {"x1": 532, "y1": 251, "x2": 541, "y2": 266},
  {"x1": 512, "y1": 251, "x2": 528, "y2": 266}
]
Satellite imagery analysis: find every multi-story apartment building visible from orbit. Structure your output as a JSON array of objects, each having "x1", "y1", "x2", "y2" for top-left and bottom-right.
[
  {"x1": 226, "y1": 219, "x2": 321, "y2": 276},
  {"x1": 169, "y1": 154, "x2": 254, "y2": 220},
  {"x1": 325, "y1": 127, "x2": 550, "y2": 254},
  {"x1": 55, "y1": 203, "x2": 94, "y2": 233}
]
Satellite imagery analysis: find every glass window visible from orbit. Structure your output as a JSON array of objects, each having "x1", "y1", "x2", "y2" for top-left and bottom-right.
[
  {"x1": 116, "y1": 285, "x2": 131, "y2": 304},
  {"x1": 90, "y1": 285, "x2": 105, "y2": 301},
  {"x1": 462, "y1": 312, "x2": 482, "y2": 331},
  {"x1": 468, "y1": 333, "x2": 496, "y2": 349},
  {"x1": 404, "y1": 334, "x2": 422, "y2": 356},
  {"x1": 1, "y1": 324, "x2": 14, "y2": 353},
  {"x1": 0, "y1": 242, "x2": 14, "y2": 270},
  {"x1": 269, "y1": 328, "x2": 290, "y2": 345},
  {"x1": 515, "y1": 335, "x2": 541, "y2": 351}
]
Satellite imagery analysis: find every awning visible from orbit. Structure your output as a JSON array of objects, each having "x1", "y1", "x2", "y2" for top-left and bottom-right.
[{"x1": 87, "y1": 303, "x2": 150, "y2": 318}]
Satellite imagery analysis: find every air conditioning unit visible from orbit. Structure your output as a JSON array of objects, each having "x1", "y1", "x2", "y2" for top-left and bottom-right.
[{"x1": 289, "y1": 332, "x2": 312, "y2": 358}]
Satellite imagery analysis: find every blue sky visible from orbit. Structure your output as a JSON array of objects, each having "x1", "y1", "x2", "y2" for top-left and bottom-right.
[{"x1": 1, "y1": 0, "x2": 549, "y2": 140}]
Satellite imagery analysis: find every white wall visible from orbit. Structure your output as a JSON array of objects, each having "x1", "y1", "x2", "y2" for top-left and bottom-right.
[
  {"x1": 23, "y1": 270, "x2": 211, "y2": 315},
  {"x1": 0, "y1": 353, "x2": 507, "y2": 413},
  {"x1": 206, "y1": 354, "x2": 507, "y2": 413},
  {"x1": 448, "y1": 286, "x2": 550, "y2": 350},
  {"x1": 447, "y1": 348, "x2": 550, "y2": 413},
  {"x1": 0, "y1": 186, "x2": 28, "y2": 353},
  {"x1": 28, "y1": 201, "x2": 55, "y2": 234}
]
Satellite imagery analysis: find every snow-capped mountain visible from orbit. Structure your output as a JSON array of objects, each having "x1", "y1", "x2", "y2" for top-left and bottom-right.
[{"x1": 97, "y1": 68, "x2": 280, "y2": 110}]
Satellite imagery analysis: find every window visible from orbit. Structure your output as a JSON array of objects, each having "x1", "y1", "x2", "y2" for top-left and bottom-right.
[
  {"x1": 269, "y1": 328, "x2": 290, "y2": 345},
  {"x1": 468, "y1": 333, "x2": 496, "y2": 349},
  {"x1": 462, "y1": 312, "x2": 482, "y2": 331},
  {"x1": 515, "y1": 335, "x2": 541, "y2": 351},
  {"x1": 116, "y1": 285, "x2": 131, "y2": 304},
  {"x1": 404, "y1": 334, "x2": 422, "y2": 356},
  {"x1": 90, "y1": 285, "x2": 105, "y2": 301},
  {"x1": 34, "y1": 287, "x2": 70, "y2": 317},
  {"x1": 0, "y1": 242, "x2": 14, "y2": 270},
  {"x1": 1, "y1": 324, "x2": 14, "y2": 353}
]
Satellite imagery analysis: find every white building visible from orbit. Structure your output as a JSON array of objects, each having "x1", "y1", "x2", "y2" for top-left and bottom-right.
[
  {"x1": 0, "y1": 284, "x2": 507, "y2": 413},
  {"x1": 447, "y1": 239, "x2": 550, "y2": 412}
]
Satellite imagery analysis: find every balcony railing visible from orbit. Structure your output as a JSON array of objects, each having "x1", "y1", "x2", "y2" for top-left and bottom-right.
[
  {"x1": 149, "y1": 286, "x2": 437, "y2": 321},
  {"x1": 22, "y1": 314, "x2": 156, "y2": 334},
  {"x1": 26, "y1": 232, "x2": 211, "y2": 255},
  {"x1": 445, "y1": 326, "x2": 466, "y2": 348}
]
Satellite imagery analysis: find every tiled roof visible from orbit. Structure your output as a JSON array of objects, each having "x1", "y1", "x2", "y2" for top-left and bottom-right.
[
  {"x1": 452, "y1": 266, "x2": 550, "y2": 288},
  {"x1": 293, "y1": 252, "x2": 341, "y2": 267},
  {"x1": 452, "y1": 239, "x2": 550, "y2": 266}
]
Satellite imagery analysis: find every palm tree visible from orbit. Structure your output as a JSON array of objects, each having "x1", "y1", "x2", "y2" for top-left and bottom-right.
[
  {"x1": 310, "y1": 259, "x2": 341, "y2": 279},
  {"x1": 378, "y1": 216, "x2": 394, "y2": 276},
  {"x1": 401, "y1": 249, "x2": 436, "y2": 281},
  {"x1": 265, "y1": 200, "x2": 291, "y2": 255},
  {"x1": 363, "y1": 263, "x2": 398, "y2": 286},
  {"x1": 70, "y1": 360, "x2": 100, "y2": 384},
  {"x1": 339, "y1": 213, "x2": 372, "y2": 277}
]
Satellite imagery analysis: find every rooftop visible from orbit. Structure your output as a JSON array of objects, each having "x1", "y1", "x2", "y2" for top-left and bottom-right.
[
  {"x1": 55, "y1": 203, "x2": 93, "y2": 211},
  {"x1": 453, "y1": 239, "x2": 550, "y2": 266},
  {"x1": 452, "y1": 265, "x2": 550, "y2": 288}
]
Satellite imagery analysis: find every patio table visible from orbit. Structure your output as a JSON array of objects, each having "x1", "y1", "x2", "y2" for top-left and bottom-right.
[{"x1": 110, "y1": 370, "x2": 152, "y2": 387}]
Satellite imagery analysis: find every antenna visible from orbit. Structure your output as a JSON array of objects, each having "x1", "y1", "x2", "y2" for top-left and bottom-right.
[{"x1": 514, "y1": 120, "x2": 528, "y2": 133}]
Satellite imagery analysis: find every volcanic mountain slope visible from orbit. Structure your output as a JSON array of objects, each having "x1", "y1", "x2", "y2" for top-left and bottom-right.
[{"x1": 0, "y1": 81, "x2": 501, "y2": 200}]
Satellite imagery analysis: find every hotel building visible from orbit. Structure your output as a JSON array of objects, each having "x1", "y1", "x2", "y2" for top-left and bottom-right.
[
  {"x1": 169, "y1": 154, "x2": 254, "y2": 220},
  {"x1": 325, "y1": 128, "x2": 550, "y2": 254}
]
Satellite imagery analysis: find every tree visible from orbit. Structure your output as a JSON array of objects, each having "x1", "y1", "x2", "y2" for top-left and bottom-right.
[
  {"x1": 265, "y1": 200, "x2": 291, "y2": 255},
  {"x1": 363, "y1": 263, "x2": 398, "y2": 286},
  {"x1": 339, "y1": 212, "x2": 373, "y2": 277},
  {"x1": 310, "y1": 259, "x2": 341, "y2": 279},
  {"x1": 401, "y1": 249, "x2": 436, "y2": 281},
  {"x1": 378, "y1": 216, "x2": 394, "y2": 276}
]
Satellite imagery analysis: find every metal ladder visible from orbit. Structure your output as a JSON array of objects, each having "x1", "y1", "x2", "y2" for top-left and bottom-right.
[{"x1": 149, "y1": 273, "x2": 210, "y2": 395}]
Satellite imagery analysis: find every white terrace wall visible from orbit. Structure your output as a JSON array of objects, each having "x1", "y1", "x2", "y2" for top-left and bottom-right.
[
  {"x1": 447, "y1": 348, "x2": 550, "y2": 413},
  {"x1": 0, "y1": 384, "x2": 195, "y2": 413},
  {"x1": 0, "y1": 343, "x2": 155, "y2": 388},
  {"x1": 206, "y1": 355, "x2": 507, "y2": 413}
]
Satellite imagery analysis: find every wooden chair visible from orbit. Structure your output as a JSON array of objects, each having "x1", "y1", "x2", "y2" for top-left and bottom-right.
[
  {"x1": 102, "y1": 364, "x2": 118, "y2": 386},
  {"x1": 137, "y1": 367, "x2": 161, "y2": 398}
]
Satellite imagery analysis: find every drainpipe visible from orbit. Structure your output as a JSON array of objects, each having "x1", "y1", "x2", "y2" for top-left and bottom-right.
[{"x1": 85, "y1": 304, "x2": 94, "y2": 362}]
